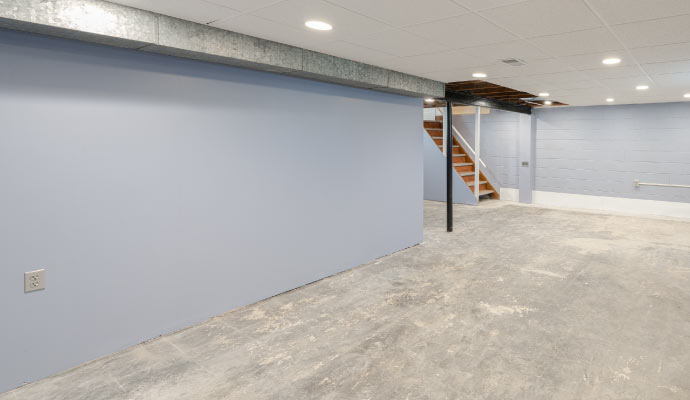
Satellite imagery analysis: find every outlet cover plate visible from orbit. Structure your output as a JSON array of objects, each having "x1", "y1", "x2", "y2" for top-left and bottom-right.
[{"x1": 24, "y1": 269, "x2": 46, "y2": 293}]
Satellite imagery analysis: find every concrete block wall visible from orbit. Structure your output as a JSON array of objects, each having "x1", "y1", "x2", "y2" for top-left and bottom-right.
[
  {"x1": 534, "y1": 103, "x2": 690, "y2": 204},
  {"x1": 453, "y1": 109, "x2": 521, "y2": 190}
]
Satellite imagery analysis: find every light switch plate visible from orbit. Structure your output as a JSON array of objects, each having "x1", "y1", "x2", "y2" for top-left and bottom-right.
[{"x1": 24, "y1": 269, "x2": 46, "y2": 293}]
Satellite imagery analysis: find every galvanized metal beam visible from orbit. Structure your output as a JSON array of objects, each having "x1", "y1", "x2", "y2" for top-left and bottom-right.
[{"x1": 0, "y1": 0, "x2": 444, "y2": 98}]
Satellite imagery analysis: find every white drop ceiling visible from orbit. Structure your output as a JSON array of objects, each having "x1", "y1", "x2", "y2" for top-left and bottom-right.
[{"x1": 109, "y1": 0, "x2": 690, "y2": 106}]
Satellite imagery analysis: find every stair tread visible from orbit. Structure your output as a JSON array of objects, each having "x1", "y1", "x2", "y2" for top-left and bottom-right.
[
  {"x1": 467, "y1": 181, "x2": 487, "y2": 185},
  {"x1": 457, "y1": 171, "x2": 474, "y2": 176},
  {"x1": 453, "y1": 163, "x2": 473, "y2": 166},
  {"x1": 425, "y1": 128, "x2": 442, "y2": 131},
  {"x1": 478, "y1": 190, "x2": 494, "y2": 196}
]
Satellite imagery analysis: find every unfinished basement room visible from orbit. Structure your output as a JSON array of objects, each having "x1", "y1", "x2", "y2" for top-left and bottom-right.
[{"x1": 1, "y1": 0, "x2": 690, "y2": 399}]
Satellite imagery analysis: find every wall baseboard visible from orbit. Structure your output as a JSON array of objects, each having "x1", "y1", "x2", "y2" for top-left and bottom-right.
[
  {"x1": 500, "y1": 188, "x2": 519, "y2": 202},
  {"x1": 532, "y1": 191, "x2": 690, "y2": 220}
]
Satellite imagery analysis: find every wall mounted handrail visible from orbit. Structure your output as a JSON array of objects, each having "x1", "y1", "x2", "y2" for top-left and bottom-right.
[{"x1": 634, "y1": 179, "x2": 690, "y2": 189}]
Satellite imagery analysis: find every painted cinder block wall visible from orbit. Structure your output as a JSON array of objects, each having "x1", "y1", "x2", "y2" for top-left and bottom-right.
[
  {"x1": 453, "y1": 109, "x2": 520, "y2": 190},
  {"x1": 0, "y1": 29, "x2": 423, "y2": 392},
  {"x1": 534, "y1": 103, "x2": 690, "y2": 204},
  {"x1": 449, "y1": 103, "x2": 690, "y2": 206}
]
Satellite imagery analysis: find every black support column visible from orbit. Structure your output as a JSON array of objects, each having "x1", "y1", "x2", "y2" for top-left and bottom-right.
[{"x1": 446, "y1": 101, "x2": 453, "y2": 232}]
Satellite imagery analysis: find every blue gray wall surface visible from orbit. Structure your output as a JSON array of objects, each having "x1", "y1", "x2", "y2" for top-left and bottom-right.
[
  {"x1": 0, "y1": 29, "x2": 423, "y2": 392},
  {"x1": 534, "y1": 103, "x2": 690, "y2": 203},
  {"x1": 423, "y1": 133, "x2": 477, "y2": 205},
  {"x1": 453, "y1": 109, "x2": 520, "y2": 190}
]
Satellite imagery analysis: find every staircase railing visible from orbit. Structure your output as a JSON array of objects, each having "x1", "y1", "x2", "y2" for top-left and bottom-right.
[
  {"x1": 436, "y1": 107, "x2": 486, "y2": 168},
  {"x1": 437, "y1": 107, "x2": 487, "y2": 199}
]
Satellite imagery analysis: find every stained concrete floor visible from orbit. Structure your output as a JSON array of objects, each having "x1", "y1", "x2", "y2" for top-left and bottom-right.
[{"x1": 3, "y1": 200, "x2": 690, "y2": 400}]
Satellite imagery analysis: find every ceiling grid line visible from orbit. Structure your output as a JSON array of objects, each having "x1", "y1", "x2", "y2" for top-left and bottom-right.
[
  {"x1": 107, "y1": 0, "x2": 690, "y2": 106},
  {"x1": 580, "y1": 0, "x2": 656, "y2": 88},
  {"x1": 452, "y1": 0, "x2": 590, "y2": 101}
]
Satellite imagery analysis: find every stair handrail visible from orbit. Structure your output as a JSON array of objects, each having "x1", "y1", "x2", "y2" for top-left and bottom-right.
[{"x1": 436, "y1": 107, "x2": 486, "y2": 168}]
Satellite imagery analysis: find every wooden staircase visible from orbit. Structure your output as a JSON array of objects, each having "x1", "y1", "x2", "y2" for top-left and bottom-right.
[{"x1": 424, "y1": 120, "x2": 499, "y2": 200}]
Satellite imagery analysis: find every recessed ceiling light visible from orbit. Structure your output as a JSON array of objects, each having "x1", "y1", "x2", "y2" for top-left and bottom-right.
[
  {"x1": 602, "y1": 58, "x2": 621, "y2": 65},
  {"x1": 684, "y1": 93, "x2": 690, "y2": 99},
  {"x1": 472, "y1": 72, "x2": 487, "y2": 78},
  {"x1": 305, "y1": 20, "x2": 332, "y2": 31},
  {"x1": 543, "y1": 100, "x2": 553, "y2": 105},
  {"x1": 636, "y1": 85, "x2": 649, "y2": 90},
  {"x1": 425, "y1": 98, "x2": 435, "y2": 103},
  {"x1": 606, "y1": 98, "x2": 615, "y2": 102},
  {"x1": 539, "y1": 92, "x2": 550, "y2": 97}
]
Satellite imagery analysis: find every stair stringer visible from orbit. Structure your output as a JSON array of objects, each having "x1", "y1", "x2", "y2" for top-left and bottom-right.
[{"x1": 423, "y1": 131, "x2": 478, "y2": 205}]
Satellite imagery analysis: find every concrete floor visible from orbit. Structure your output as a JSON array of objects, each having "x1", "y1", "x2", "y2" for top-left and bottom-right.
[{"x1": 3, "y1": 200, "x2": 690, "y2": 400}]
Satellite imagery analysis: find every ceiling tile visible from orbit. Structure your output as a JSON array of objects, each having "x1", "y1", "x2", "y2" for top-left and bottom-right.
[
  {"x1": 551, "y1": 79, "x2": 603, "y2": 91},
  {"x1": 629, "y1": 42, "x2": 690, "y2": 64},
  {"x1": 206, "y1": 0, "x2": 284, "y2": 12},
  {"x1": 488, "y1": 76, "x2": 543, "y2": 89},
  {"x1": 211, "y1": 14, "x2": 331, "y2": 48},
  {"x1": 586, "y1": 0, "x2": 690, "y2": 25},
  {"x1": 582, "y1": 65, "x2": 645, "y2": 80},
  {"x1": 395, "y1": 40, "x2": 551, "y2": 76},
  {"x1": 422, "y1": 68, "x2": 472, "y2": 82},
  {"x1": 310, "y1": 40, "x2": 398, "y2": 63},
  {"x1": 598, "y1": 75, "x2": 653, "y2": 89},
  {"x1": 558, "y1": 51, "x2": 631, "y2": 70},
  {"x1": 499, "y1": 58, "x2": 572, "y2": 77},
  {"x1": 612, "y1": 15, "x2": 690, "y2": 49},
  {"x1": 250, "y1": 0, "x2": 391, "y2": 39},
  {"x1": 424, "y1": 58, "x2": 569, "y2": 81},
  {"x1": 533, "y1": 71, "x2": 597, "y2": 87},
  {"x1": 529, "y1": 28, "x2": 621, "y2": 57},
  {"x1": 479, "y1": 0, "x2": 602, "y2": 38},
  {"x1": 113, "y1": 0, "x2": 690, "y2": 106},
  {"x1": 553, "y1": 94, "x2": 612, "y2": 106},
  {"x1": 455, "y1": 0, "x2": 529, "y2": 12},
  {"x1": 345, "y1": 29, "x2": 450, "y2": 57},
  {"x1": 550, "y1": 87, "x2": 606, "y2": 98},
  {"x1": 452, "y1": 63, "x2": 521, "y2": 79},
  {"x1": 385, "y1": 49, "x2": 475, "y2": 72},
  {"x1": 405, "y1": 14, "x2": 516, "y2": 49},
  {"x1": 111, "y1": 0, "x2": 240, "y2": 24},
  {"x1": 642, "y1": 60, "x2": 690, "y2": 76},
  {"x1": 325, "y1": 0, "x2": 469, "y2": 27},
  {"x1": 461, "y1": 40, "x2": 551, "y2": 64},
  {"x1": 650, "y1": 72, "x2": 690, "y2": 88}
]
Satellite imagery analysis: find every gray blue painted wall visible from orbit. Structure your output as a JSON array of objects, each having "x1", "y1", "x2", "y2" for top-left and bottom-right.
[
  {"x1": 453, "y1": 109, "x2": 520, "y2": 190},
  {"x1": 534, "y1": 103, "x2": 690, "y2": 203},
  {"x1": 0, "y1": 29, "x2": 423, "y2": 392},
  {"x1": 423, "y1": 133, "x2": 477, "y2": 205}
]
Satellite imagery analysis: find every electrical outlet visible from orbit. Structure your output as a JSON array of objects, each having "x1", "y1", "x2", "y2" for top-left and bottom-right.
[{"x1": 24, "y1": 269, "x2": 46, "y2": 293}]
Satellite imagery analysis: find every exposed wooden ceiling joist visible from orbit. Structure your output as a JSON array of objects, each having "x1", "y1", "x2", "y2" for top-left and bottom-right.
[{"x1": 445, "y1": 80, "x2": 568, "y2": 108}]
